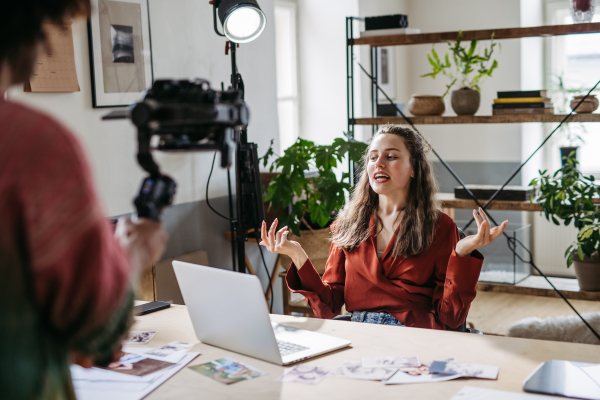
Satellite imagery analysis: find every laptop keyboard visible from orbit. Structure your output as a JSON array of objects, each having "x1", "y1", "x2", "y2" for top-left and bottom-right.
[{"x1": 277, "y1": 340, "x2": 310, "y2": 357}]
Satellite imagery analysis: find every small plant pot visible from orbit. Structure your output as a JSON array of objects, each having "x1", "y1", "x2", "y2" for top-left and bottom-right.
[
  {"x1": 451, "y1": 87, "x2": 480, "y2": 115},
  {"x1": 573, "y1": 253, "x2": 600, "y2": 291},
  {"x1": 571, "y1": 95, "x2": 599, "y2": 113},
  {"x1": 408, "y1": 95, "x2": 445, "y2": 116},
  {"x1": 560, "y1": 146, "x2": 578, "y2": 166}
]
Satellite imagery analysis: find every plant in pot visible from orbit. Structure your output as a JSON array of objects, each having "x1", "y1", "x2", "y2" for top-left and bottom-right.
[
  {"x1": 421, "y1": 31, "x2": 499, "y2": 116},
  {"x1": 260, "y1": 135, "x2": 367, "y2": 274},
  {"x1": 549, "y1": 74, "x2": 587, "y2": 165},
  {"x1": 530, "y1": 155, "x2": 600, "y2": 291}
]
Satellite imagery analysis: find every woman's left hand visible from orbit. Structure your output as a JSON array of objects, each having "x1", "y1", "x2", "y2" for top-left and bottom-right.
[{"x1": 455, "y1": 208, "x2": 508, "y2": 257}]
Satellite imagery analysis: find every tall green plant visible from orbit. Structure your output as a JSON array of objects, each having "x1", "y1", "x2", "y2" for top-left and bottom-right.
[
  {"x1": 260, "y1": 135, "x2": 367, "y2": 236},
  {"x1": 530, "y1": 154, "x2": 600, "y2": 266},
  {"x1": 421, "y1": 31, "x2": 499, "y2": 97}
]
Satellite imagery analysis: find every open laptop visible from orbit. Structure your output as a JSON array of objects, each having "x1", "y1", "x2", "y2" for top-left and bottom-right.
[{"x1": 173, "y1": 261, "x2": 351, "y2": 365}]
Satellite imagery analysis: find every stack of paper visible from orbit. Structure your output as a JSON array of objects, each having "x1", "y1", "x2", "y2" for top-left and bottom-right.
[{"x1": 71, "y1": 344, "x2": 199, "y2": 400}]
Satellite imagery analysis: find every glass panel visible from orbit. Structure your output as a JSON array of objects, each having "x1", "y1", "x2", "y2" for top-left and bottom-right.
[
  {"x1": 472, "y1": 221, "x2": 532, "y2": 285},
  {"x1": 513, "y1": 224, "x2": 532, "y2": 284}
]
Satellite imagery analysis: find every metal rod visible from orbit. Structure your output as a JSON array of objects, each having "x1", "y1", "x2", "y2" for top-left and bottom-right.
[{"x1": 226, "y1": 168, "x2": 236, "y2": 271}]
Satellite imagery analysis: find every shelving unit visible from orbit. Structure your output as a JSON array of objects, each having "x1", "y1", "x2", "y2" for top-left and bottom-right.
[
  {"x1": 354, "y1": 114, "x2": 600, "y2": 125},
  {"x1": 351, "y1": 22, "x2": 600, "y2": 47},
  {"x1": 346, "y1": 21, "x2": 600, "y2": 133},
  {"x1": 344, "y1": 20, "x2": 600, "y2": 289}
]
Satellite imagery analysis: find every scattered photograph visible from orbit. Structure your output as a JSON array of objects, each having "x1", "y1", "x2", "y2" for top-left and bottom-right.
[
  {"x1": 110, "y1": 24, "x2": 134, "y2": 63},
  {"x1": 429, "y1": 361, "x2": 500, "y2": 379},
  {"x1": 362, "y1": 356, "x2": 420, "y2": 369},
  {"x1": 329, "y1": 361, "x2": 398, "y2": 381},
  {"x1": 189, "y1": 357, "x2": 267, "y2": 385},
  {"x1": 102, "y1": 354, "x2": 174, "y2": 376},
  {"x1": 123, "y1": 330, "x2": 157, "y2": 345},
  {"x1": 145, "y1": 341, "x2": 193, "y2": 358},
  {"x1": 383, "y1": 363, "x2": 463, "y2": 385},
  {"x1": 276, "y1": 364, "x2": 332, "y2": 385}
]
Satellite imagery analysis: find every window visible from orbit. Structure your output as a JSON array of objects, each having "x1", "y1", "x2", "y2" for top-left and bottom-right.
[
  {"x1": 274, "y1": 1, "x2": 300, "y2": 154},
  {"x1": 546, "y1": 1, "x2": 600, "y2": 173}
]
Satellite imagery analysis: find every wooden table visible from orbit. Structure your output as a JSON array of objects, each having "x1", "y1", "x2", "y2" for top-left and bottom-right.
[{"x1": 130, "y1": 304, "x2": 600, "y2": 399}]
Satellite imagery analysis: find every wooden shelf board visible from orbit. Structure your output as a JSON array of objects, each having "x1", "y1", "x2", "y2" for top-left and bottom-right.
[
  {"x1": 354, "y1": 114, "x2": 600, "y2": 125},
  {"x1": 352, "y1": 22, "x2": 600, "y2": 47},
  {"x1": 477, "y1": 276, "x2": 600, "y2": 301},
  {"x1": 437, "y1": 193, "x2": 542, "y2": 212}
]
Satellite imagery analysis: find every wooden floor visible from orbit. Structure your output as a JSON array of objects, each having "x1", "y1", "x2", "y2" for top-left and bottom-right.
[{"x1": 468, "y1": 291, "x2": 600, "y2": 336}]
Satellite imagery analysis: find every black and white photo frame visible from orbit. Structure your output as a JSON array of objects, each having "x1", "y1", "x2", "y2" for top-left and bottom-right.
[{"x1": 88, "y1": 0, "x2": 153, "y2": 108}]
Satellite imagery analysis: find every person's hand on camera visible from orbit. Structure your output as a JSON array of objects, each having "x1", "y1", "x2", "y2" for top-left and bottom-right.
[
  {"x1": 259, "y1": 219, "x2": 308, "y2": 269},
  {"x1": 115, "y1": 218, "x2": 168, "y2": 275}
]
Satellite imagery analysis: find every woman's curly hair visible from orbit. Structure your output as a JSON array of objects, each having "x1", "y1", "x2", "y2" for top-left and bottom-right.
[{"x1": 0, "y1": 1, "x2": 90, "y2": 82}]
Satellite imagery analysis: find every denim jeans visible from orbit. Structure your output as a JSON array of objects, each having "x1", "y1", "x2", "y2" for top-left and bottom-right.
[{"x1": 351, "y1": 311, "x2": 405, "y2": 326}]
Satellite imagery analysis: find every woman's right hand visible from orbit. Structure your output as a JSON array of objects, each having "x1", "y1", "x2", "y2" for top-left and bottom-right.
[{"x1": 259, "y1": 219, "x2": 308, "y2": 269}]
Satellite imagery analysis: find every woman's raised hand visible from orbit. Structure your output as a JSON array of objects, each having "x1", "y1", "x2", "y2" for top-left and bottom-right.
[
  {"x1": 259, "y1": 219, "x2": 308, "y2": 269},
  {"x1": 455, "y1": 208, "x2": 508, "y2": 257}
]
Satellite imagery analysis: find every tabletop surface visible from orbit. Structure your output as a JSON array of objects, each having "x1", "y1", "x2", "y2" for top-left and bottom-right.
[{"x1": 129, "y1": 304, "x2": 600, "y2": 399}]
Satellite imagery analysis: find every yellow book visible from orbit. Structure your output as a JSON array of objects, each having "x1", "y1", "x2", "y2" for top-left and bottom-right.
[{"x1": 494, "y1": 97, "x2": 550, "y2": 103}]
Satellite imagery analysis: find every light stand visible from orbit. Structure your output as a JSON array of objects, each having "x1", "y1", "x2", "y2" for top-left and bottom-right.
[{"x1": 211, "y1": 0, "x2": 266, "y2": 273}]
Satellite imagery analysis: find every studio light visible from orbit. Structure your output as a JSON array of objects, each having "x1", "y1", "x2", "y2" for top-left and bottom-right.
[{"x1": 216, "y1": 0, "x2": 267, "y2": 43}]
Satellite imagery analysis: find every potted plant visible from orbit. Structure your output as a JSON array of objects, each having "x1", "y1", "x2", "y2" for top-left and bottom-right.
[
  {"x1": 530, "y1": 155, "x2": 600, "y2": 291},
  {"x1": 421, "y1": 31, "x2": 499, "y2": 115},
  {"x1": 260, "y1": 135, "x2": 367, "y2": 273},
  {"x1": 549, "y1": 74, "x2": 587, "y2": 165}
]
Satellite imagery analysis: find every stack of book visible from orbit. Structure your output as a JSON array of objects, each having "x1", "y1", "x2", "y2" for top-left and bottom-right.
[
  {"x1": 360, "y1": 14, "x2": 420, "y2": 37},
  {"x1": 492, "y1": 90, "x2": 554, "y2": 115}
]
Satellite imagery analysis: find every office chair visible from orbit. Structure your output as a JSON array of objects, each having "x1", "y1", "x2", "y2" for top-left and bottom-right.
[{"x1": 332, "y1": 227, "x2": 483, "y2": 334}]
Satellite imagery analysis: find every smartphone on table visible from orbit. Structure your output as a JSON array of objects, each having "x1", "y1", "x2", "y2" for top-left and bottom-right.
[{"x1": 133, "y1": 301, "x2": 171, "y2": 316}]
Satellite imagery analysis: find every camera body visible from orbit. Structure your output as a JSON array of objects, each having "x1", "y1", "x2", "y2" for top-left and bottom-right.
[{"x1": 130, "y1": 79, "x2": 249, "y2": 219}]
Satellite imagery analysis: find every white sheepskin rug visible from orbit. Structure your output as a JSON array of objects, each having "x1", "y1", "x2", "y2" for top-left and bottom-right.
[{"x1": 506, "y1": 312, "x2": 600, "y2": 345}]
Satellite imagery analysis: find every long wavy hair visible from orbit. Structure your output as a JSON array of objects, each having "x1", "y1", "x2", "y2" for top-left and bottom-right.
[{"x1": 332, "y1": 125, "x2": 440, "y2": 257}]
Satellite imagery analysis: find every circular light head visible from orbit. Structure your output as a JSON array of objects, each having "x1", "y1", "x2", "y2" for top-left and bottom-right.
[{"x1": 218, "y1": 0, "x2": 267, "y2": 43}]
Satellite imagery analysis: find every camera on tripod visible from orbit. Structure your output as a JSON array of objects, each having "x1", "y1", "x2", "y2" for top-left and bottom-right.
[{"x1": 112, "y1": 78, "x2": 249, "y2": 220}]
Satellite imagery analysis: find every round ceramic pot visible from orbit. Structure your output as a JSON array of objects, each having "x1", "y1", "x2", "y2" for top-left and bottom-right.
[
  {"x1": 451, "y1": 88, "x2": 480, "y2": 115},
  {"x1": 408, "y1": 95, "x2": 445, "y2": 116},
  {"x1": 571, "y1": 95, "x2": 599, "y2": 113},
  {"x1": 573, "y1": 253, "x2": 600, "y2": 291}
]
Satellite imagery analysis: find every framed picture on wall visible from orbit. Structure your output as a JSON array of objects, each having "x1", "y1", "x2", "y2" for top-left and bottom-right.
[
  {"x1": 377, "y1": 46, "x2": 396, "y2": 101},
  {"x1": 88, "y1": 0, "x2": 153, "y2": 108}
]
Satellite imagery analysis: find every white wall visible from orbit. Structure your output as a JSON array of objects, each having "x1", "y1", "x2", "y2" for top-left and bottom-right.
[
  {"x1": 7, "y1": 0, "x2": 280, "y2": 217},
  {"x1": 297, "y1": 0, "x2": 359, "y2": 145}
]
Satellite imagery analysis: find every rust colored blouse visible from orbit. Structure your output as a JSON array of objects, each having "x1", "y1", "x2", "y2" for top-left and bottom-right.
[{"x1": 286, "y1": 212, "x2": 484, "y2": 330}]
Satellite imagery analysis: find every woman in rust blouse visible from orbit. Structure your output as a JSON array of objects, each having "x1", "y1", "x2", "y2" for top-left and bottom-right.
[{"x1": 260, "y1": 125, "x2": 507, "y2": 330}]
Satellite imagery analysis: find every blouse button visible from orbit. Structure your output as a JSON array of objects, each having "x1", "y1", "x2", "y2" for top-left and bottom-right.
[
  {"x1": 446, "y1": 279, "x2": 452, "y2": 285},
  {"x1": 443, "y1": 300, "x2": 448, "y2": 305}
]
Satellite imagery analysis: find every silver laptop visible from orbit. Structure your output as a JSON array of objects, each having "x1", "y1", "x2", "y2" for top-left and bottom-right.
[{"x1": 173, "y1": 261, "x2": 351, "y2": 365}]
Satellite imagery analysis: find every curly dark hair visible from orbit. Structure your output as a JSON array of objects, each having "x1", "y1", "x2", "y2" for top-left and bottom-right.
[{"x1": 0, "y1": 0, "x2": 90, "y2": 83}]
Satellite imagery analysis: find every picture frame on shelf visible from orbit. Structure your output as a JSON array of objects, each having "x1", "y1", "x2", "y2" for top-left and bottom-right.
[
  {"x1": 377, "y1": 46, "x2": 396, "y2": 101},
  {"x1": 87, "y1": 0, "x2": 153, "y2": 108}
]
